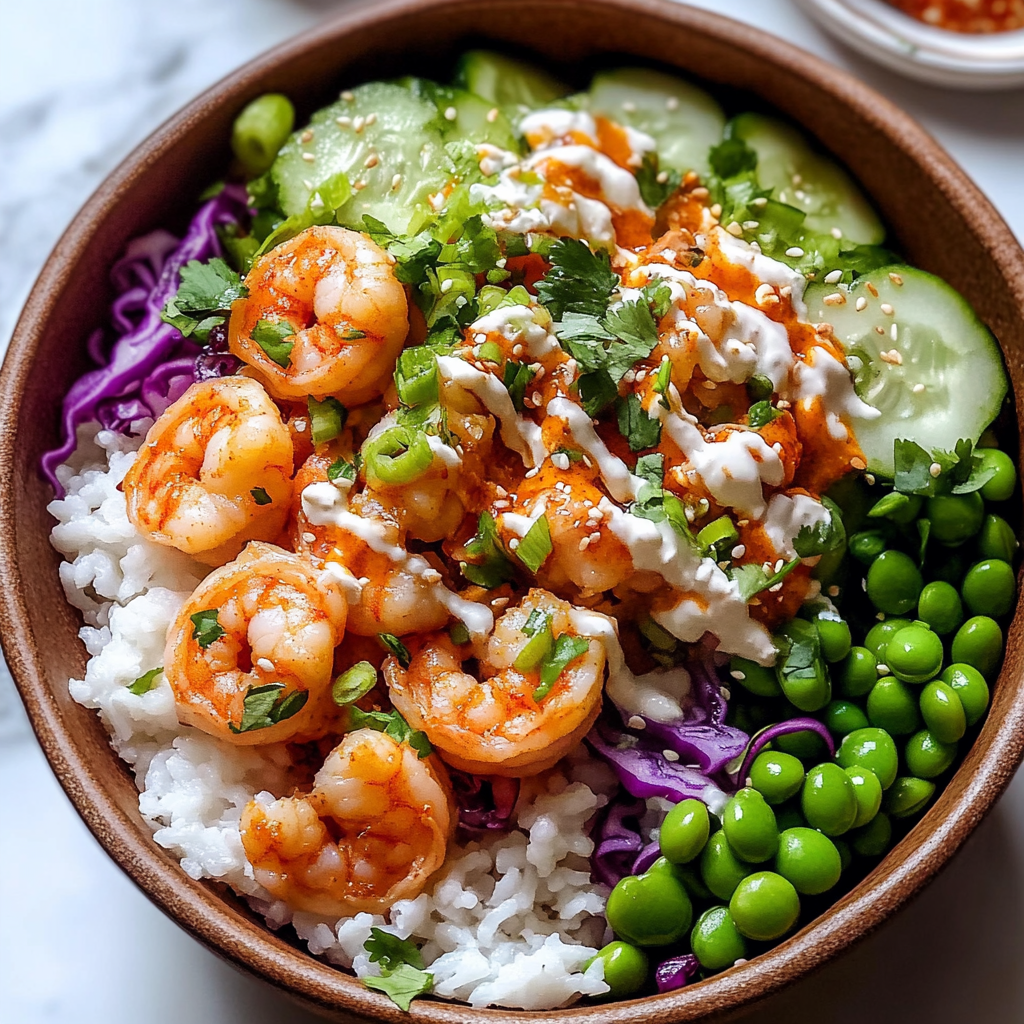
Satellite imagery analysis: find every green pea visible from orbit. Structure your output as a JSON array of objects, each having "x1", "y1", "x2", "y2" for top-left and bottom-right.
[
  {"x1": 823, "y1": 699, "x2": 870, "y2": 737},
  {"x1": 837, "y1": 727, "x2": 899, "y2": 789},
  {"x1": 884, "y1": 625, "x2": 944, "y2": 684},
  {"x1": 775, "y1": 619, "x2": 831, "y2": 712},
  {"x1": 978, "y1": 447, "x2": 1017, "y2": 502},
  {"x1": 729, "y1": 871, "x2": 801, "y2": 941},
  {"x1": 585, "y1": 941, "x2": 648, "y2": 997},
  {"x1": 951, "y1": 616, "x2": 1003, "y2": 678},
  {"x1": 977, "y1": 514, "x2": 1019, "y2": 563},
  {"x1": 773, "y1": 802, "x2": 805, "y2": 832},
  {"x1": 837, "y1": 647, "x2": 879, "y2": 698},
  {"x1": 231, "y1": 93, "x2": 296, "y2": 176},
  {"x1": 801, "y1": 762, "x2": 858, "y2": 836},
  {"x1": 749, "y1": 751, "x2": 805, "y2": 805},
  {"x1": 867, "y1": 550, "x2": 923, "y2": 616},
  {"x1": 850, "y1": 811, "x2": 892, "y2": 857},
  {"x1": 916, "y1": 581, "x2": 964, "y2": 636},
  {"x1": 722, "y1": 789, "x2": 779, "y2": 864},
  {"x1": 660, "y1": 799, "x2": 710, "y2": 865},
  {"x1": 962, "y1": 559, "x2": 1017, "y2": 618},
  {"x1": 941, "y1": 663, "x2": 990, "y2": 726},
  {"x1": 814, "y1": 611, "x2": 852, "y2": 663},
  {"x1": 929, "y1": 544, "x2": 972, "y2": 587},
  {"x1": 844, "y1": 765, "x2": 883, "y2": 827},
  {"x1": 773, "y1": 721, "x2": 832, "y2": 761},
  {"x1": 730, "y1": 655, "x2": 781, "y2": 697},
  {"x1": 690, "y1": 906, "x2": 748, "y2": 971},
  {"x1": 885, "y1": 776, "x2": 936, "y2": 819},
  {"x1": 677, "y1": 864, "x2": 713, "y2": 902},
  {"x1": 867, "y1": 677, "x2": 922, "y2": 735},
  {"x1": 774, "y1": 827, "x2": 842, "y2": 895},
  {"x1": 905, "y1": 729, "x2": 957, "y2": 779},
  {"x1": 849, "y1": 529, "x2": 888, "y2": 565},
  {"x1": 606, "y1": 858, "x2": 693, "y2": 946},
  {"x1": 864, "y1": 618, "x2": 912, "y2": 661},
  {"x1": 927, "y1": 492, "x2": 985, "y2": 545},
  {"x1": 835, "y1": 838, "x2": 853, "y2": 871},
  {"x1": 700, "y1": 830, "x2": 753, "y2": 901},
  {"x1": 919, "y1": 680, "x2": 967, "y2": 742}
]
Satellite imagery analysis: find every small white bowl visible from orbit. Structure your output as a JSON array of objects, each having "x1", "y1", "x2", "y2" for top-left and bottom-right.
[{"x1": 795, "y1": 0, "x2": 1024, "y2": 89}]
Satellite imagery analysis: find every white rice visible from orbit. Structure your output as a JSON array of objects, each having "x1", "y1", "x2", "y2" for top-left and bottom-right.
[{"x1": 48, "y1": 423, "x2": 615, "y2": 1008}]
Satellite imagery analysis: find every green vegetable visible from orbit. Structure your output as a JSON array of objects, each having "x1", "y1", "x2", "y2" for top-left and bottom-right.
[
  {"x1": 962, "y1": 558, "x2": 1016, "y2": 618},
  {"x1": 730, "y1": 655, "x2": 782, "y2": 698},
  {"x1": 514, "y1": 614, "x2": 554, "y2": 672},
  {"x1": 916, "y1": 581, "x2": 964, "y2": 635},
  {"x1": 697, "y1": 515, "x2": 739, "y2": 557},
  {"x1": 941, "y1": 663, "x2": 990, "y2": 726},
  {"x1": 362, "y1": 928, "x2": 432, "y2": 1011},
  {"x1": 813, "y1": 609, "x2": 852, "y2": 663},
  {"x1": 884, "y1": 624, "x2": 943, "y2": 684},
  {"x1": 850, "y1": 812, "x2": 892, "y2": 858},
  {"x1": 844, "y1": 765, "x2": 882, "y2": 827},
  {"x1": 536, "y1": 238, "x2": 618, "y2": 321},
  {"x1": 919, "y1": 680, "x2": 966, "y2": 743},
  {"x1": 231, "y1": 93, "x2": 295, "y2": 177},
  {"x1": 836, "y1": 646, "x2": 878, "y2": 699},
  {"x1": 659, "y1": 798, "x2": 711, "y2": 864},
  {"x1": 866, "y1": 550, "x2": 922, "y2": 615},
  {"x1": 884, "y1": 776, "x2": 935, "y2": 819},
  {"x1": 774, "y1": 827, "x2": 842, "y2": 895},
  {"x1": 837, "y1": 727, "x2": 899, "y2": 789},
  {"x1": 327, "y1": 457, "x2": 356, "y2": 483},
  {"x1": 462, "y1": 511, "x2": 517, "y2": 589},
  {"x1": 904, "y1": 729, "x2": 957, "y2": 779},
  {"x1": 867, "y1": 677, "x2": 922, "y2": 736},
  {"x1": 377, "y1": 633, "x2": 411, "y2": 668},
  {"x1": 927, "y1": 492, "x2": 984, "y2": 545},
  {"x1": 801, "y1": 762, "x2": 858, "y2": 836},
  {"x1": 332, "y1": 662, "x2": 377, "y2": 706},
  {"x1": 729, "y1": 871, "x2": 800, "y2": 942},
  {"x1": 978, "y1": 447, "x2": 1016, "y2": 501},
  {"x1": 950, "y1": 615, "x2": 1003, "y2": 678},
  {"x1": 774, "y1": 619, "x2": 830, "y2": 712},
  {"x1": 749, "y1": 751, "x2": 805, "y2": 805},
  {"x1": 863, "y1": 618, "x2": 912, "y2": 660},
  {"x1": 822, "y1": 699, "x2": 869, "y2": 737},
  {"x1": 584, "y1": 941, "x2": 649, "y2": 998},
  {"x1": 348, "y1": 706, "x2": 431, "y2": 758},
  {"x1": 515, "y1": 515, "x2": 552, "y2": 574},
  {"x1": 190, "y1": 608, "x2": 225, "y2": 649},
  {"x1": 977, "y1": 513, "x2": 1018, "y2": 562},
  {"x1": 848, "y1": 529, "x2": 887, "y2": 565},
  {"x1": 395, "y1": 347, "x2": 440, "y2": 408},
  {"x1": 690, "y1": 906, "x2": 748, "y2": 971},
  {"x1": 250, "y1": 486, "x2": 272, "y2": 506},
  {"x1": 454, "y1": 50, "x2": 569, "y2": 113},
  {"x1": 229, "y1": 682, "x2": 309, "y2": 734},
  {"x1": 533, "y1": 634, "x2": 590, "y2": 702},
  {"x1": 635, "y1": 152, "x2": 681, "y2": 209},
  {"x1": 363, "y1": 425, "x2": 433, "y2": 485},
  {"x1": 307, "y1": 395, "x2": 347, "y2": 445},
  {"x1": 700, "y1": 830, "x2": 753, "y2": 901},
  {"x1": 722, "y1": 788, "x2": 779, "y2": 863},
  {"x1": 615, "y1": 392, "x2": 662, "y2": 451},
  {"x1": 127, "y1": 666, "x2": 162, "y2": 696},
  {"x1": 251, "y1": 319, "x2": 296, "y2": 368},
  {"x1": 606, "y1": 857, "x2": 693, "y2": 946},
  {"x1": 160, "y1": 257, "x2": 247, "y2": 341}
]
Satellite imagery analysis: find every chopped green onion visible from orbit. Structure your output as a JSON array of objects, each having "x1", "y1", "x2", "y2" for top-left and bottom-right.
[
  {"x1": 338, "y1": 327, "x2": 366, "y2": 340},
  {"x1": 639, "y1": 616, "x2": 677, "y2": 652},
  {"x1": 127, "y1": 666, "x2": 163, "y2": 696},
  {"x1": 697, "y1": 515, "x2": 739, "y2": 556},
  {"x1": 503, "y1": 361, "x2": 535, "y2": 413},
  {"x1": 653, "y1": 356, "x2": 672, "y2": 397},
  {"x1": 747, "y1": 400, "x2": 781, "y2": 430},
  {"x1": 515, "y1": 617, "x2": 554, "y2": 672},
  {"x1": 363, "y1": 426, "x2": 434, "y2": 485},
  {"x1": 449, "y1": 622, "x2": 471, "y2": 645},
  {"x1": 534, "y1": 635, "x2": 591, "y2": 702},
  {"x1": 251, "y1": 319, "x2": 296, "y2": 367},
  {"x1": 378, "y1": 633, "x2": 411, "y2": 668},
  {"x1": 746, "y1": 373, "x2": 774, "y2": 402},
  {"x1": 477, "y1": 340, "x2": 504, "y2": 364},
  {"x1": 332, "y1": 662, "x2": 378, "y2": 706},
  {"x1": 395, "y1": 347, "x2": 439, "y2": 408},
  {"x1": 462, "y1": 511, "x2": 517, "y2": 588},
  {"x1": 515, "y1": 514, "x2": 552, "y2": 574},
  {"x1": 308, "y1": 395, "x2": 347, "y2": 445}
]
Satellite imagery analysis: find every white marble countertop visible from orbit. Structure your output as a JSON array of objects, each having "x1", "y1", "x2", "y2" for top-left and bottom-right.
[{"x1": 3, "y1": 0, "x2": 1024, "y2": 1021}]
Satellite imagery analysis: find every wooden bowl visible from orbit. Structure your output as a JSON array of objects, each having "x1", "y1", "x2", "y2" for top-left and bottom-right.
[{"x1": 2, "y1": 0, "x2": 1023, "y2": 1021}]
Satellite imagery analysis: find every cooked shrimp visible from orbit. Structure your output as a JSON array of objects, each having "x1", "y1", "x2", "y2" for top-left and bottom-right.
[
  {"x1": 123, "y1": 376, "x2": 293, "y2": 566},
  {"x1": 228, "y1": 225, "x2": 409, "y2": 405},
  {"x1": 293, "y1": 452, "x2": 453, "y2": 637},
  {"x1": 164, "y1": 541, "x2": 348, "y2": 745},
  {"x1": 385, "y1": 589, "x2": 605, "y2": 776},
  {"x1": 239, "y1": 728, "x2": 454, "y2": 915}
]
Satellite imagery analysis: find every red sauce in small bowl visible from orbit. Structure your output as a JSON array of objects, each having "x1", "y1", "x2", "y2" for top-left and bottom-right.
[{"x1": 886, "y1": 0, "x2": 1024, "y2": 34}]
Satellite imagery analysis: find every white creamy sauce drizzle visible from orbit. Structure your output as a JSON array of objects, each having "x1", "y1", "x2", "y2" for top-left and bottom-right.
[
  {"x1": 763, "y1": 491, "x2": 830, "y2": 560},
  {"x1": 301, "y1": 481, "x2": 494, "y2": 638},
  {"x1": 711, "y1": 227, "x2": 809, "y2": 320},
  {"x1": 792, "y1": 346, "x2": 880, "y2": 440},
  {"x1": 437, "y1": 356, "x2": 546, "y2": 467},
  {"x1": 469, "y1": 304, "x2": 560, "y2": 360}
]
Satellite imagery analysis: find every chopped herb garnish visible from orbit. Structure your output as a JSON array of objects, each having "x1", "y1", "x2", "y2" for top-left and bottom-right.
[
  {"x1": 641, "y1": 280, "x2": 674, "y2": 320},
  {"x1": 746, "y1": 373, "x2": 774, "y2": 402},
  {"x1": 793, "y1": 497, "x2": 846, "y2": 557},
  {"x1": 127, "y1": 666, "x2": 162, "y2": 696},
  {"x1": 363, "y1": 963, "x2": 434, "y2": 1012},
  {"x1": 535, "y1": 238, "x2": 618, "y2": 320},
  {"x1": 190, "y1": 608, "x2": 225, "y2": 649},
  {"x1": 332, "y1": 662, "x2": 378, "y2": 706},
  {"x1": 462, "y1": 511, "x2": 517, "y2": 588},
  {"x1": 616, "y1": 392, "x2": 662, "y2": 452},
  {"x1": 635, "y1": 152, "x2": 681, "y2": 209},
  {"x1": 378, "y1": 633, "x2": 412, "y2": 668},
  {"x1": 349, "y1": 707, "x2": 432, "y2": 758},
  {"x1": 709, "y1": 136, "x2": 758, "y2": 179},
  {"x1": 365, "y1": 928, "x2": 426, "y2": 972},
  {"x1": 160, "y1": 257, "x2": 247, "y2": 340},
  {"x1": 250, "y1": 486, "x2": 272, "y2": 506},
  {"x1": 252, "y1": 319, "x2": 296, "y2": 368},
  {"x1": 228, "y1": 683, "x2": 309, "y2": 734},
  {"x1": 338, "y1": 327, "x2": 367, "y2": 340},
  {"x1": 515, "y1": 514, "x2": 552, "y2": 573},
  {"x1": 502, "y1": 360, "x2": 536, "y2": 413},
  {"x1": 893, "y1": 437, "x2": 993, "y2": 497},
  {"x1": 327, "y1": 457, "x2": 356, "y2": 483},
  {"x1": 477, "y1": 340, "x2": 504, "y2": 364},
  {"x1": 653, "y1": 357, "x2": 672, "y2": 399},
  {"x1": 449, "y1": 621, "x2": 471, "y2": 645},
  {"x1": 554, "y1": 446, "x2": 584, "y2": 464},
  {"x1": 533, "y1": 634, "x2": 590, "y2": 702},
  {"x1": 728, "y1": 557, "x2": 800, "y2": 602},
  {"x1": 395, "y1": 347, "x2": 440, "y2": 408},
  {"x1": 307, "y1": 395, "x2": 347, "y2": 445},
  {"x1": 747, "y1": 400, "x2": 782, "y2": 430}
]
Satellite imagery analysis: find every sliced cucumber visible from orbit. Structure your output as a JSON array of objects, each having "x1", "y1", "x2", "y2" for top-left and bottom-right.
[
  {"x1": 587, "y1": 68, "x2": 725, "y2": 178},
  {"x1": 454, "y1": 50, "x2": 570, "y2": 114},
  {"x1": 728, "y1": 113, "x2": 884, "y2": 246},
  {"x1": 400, "y1": 78, "x2": 522, "y2": 152},
  {"x1": 805, "y1": 265, "x2": 1008, "y2": 477},
  {"x1": 271, "y1": 82, "x2": 453, "y2": 234}
]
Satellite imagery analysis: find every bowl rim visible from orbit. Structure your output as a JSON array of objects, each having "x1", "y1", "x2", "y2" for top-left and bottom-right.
[{"x1": 3, "y1": 0, "x2": 1024, "y2": 1021}]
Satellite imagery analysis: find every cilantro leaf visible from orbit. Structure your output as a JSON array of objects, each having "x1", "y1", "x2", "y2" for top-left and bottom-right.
[
  {"x1": 365, "y1": 928, "x2": 426, "y2": 972},
  {"x1": 641, "y1": 280, "x2": 673, "y2": 319},
  {"x1": 307, "y1": 395, "x2": 347, "y2": 445},
  {"x1": 629, "y1": 471, "x2": 698, "y2": 550},
  {"x1": 728, "y1": 557, "x2": 800, "y2": 602},
  {"x1": 378, "y1": 633, "x2": 411, "y2": 668},
  {"x1": 252, "y1": 320, "x2": 296, "y2": 368},
  {"x1": 160, "y1": 258, "x2": 247, "y2": 339},
  {"x1": 229, "y1": 683, "x2": 309, "y2": 734},
  {"x1": 534, "y1": 634, "x2": 591, "y2": 702},
  {"x1": 349, "y1": 707, "x2": 432, "y2": 758},
  {"x1": 635, "y1": 152, "x2": 681, "y2": 209},
  {"x1": 190, "y1": 609, "x2": 224, "y2": 649},
  {"x1": 603, "y1": 300, "x2": 659, "y2": 380},
  {"x1": 331, "y1": 662, "x2": 377, "y2": 706},
  {"x1": 515, "y1": 514, "x2": 552, "y2": 573},
  {"x1": 577, "y1": 369, "x2": 618, "y2": 418},
  {"x1": 250, "y1": 486, "x2": 272, "y2": 506},
  {"x1": 709, "y1": 137, "x2": 758, "y2": 180},
  {"x1": 747, "y1": 400, "x2": 781, "y2": 430},
  {"x1": 535, "y1": 238, "x2": 618, "y2": 320},
  {"x1": 363, "y1": 963, "x2": 434, "y2": 1012},
  {"x1": 127, "y1": 666, "x2": 162, "y2": 696},
  {"x1": 634, "y1": 453, "x2": 664, "y2": 487},
  {"x1": 462, "y1": 511, "x2": 517, "y2": 588},
  {"x1": 327, "y1": 457, "x2": 356, "y2": 483},
  {"x1": 616, "y1": 392, "x2": 662, "y2": 452},
  {"x1": 793, "y1": 497, "x2": 846, "y2": 557},
  {"x1": 774, "y1": 620, "x2": 827, "y2": 702},
  {"x1": 503, "y1": 360, "x2": 536, "y2": 413},
  {"x1": 893, "y1": 437, "x2": 994, "y2": 497}
]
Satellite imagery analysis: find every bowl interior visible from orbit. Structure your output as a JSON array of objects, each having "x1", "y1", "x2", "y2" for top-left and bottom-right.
[{"x1": 3, "y1": 1, "x2": 1024, "y2": 1022}]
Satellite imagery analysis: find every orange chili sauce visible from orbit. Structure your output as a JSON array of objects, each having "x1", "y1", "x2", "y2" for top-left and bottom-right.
[{"x1": 886, "y1": 0, "x2": 1024, "y2": 33}]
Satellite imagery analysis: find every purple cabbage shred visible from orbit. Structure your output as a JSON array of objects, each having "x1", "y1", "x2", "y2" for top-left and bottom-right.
[
  {"x1": 41, "y1": 184, "x2": 250, "y2": 492},
  {"x1": 731, "y1": 717, "x2": 835, "y2": 787},
  {"x1": 448, "y1": 771, "x2": 520, "y2": 834},
  {"x1": 655, "y1": 953, "x2": 701, "y2": 993}
]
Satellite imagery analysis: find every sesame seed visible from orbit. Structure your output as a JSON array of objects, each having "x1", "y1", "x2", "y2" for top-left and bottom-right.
[
  {"x1": 666, "y1": 96, "x2": 679, "y2": 110},
  {"x1": 865, "y1": 473, "x2": 876, "y2": 485},
  {"x1": 628, "y1": 715, "x2": 646, "y2": 729},
  {"x1": 851, "y1": 456, "x2": 867, "y2": 471},
  {"x1": 866, "y1": 282, "x2": 879, "y2": 298},
  {"x1": 785, "y1": 247, "x2": 805, "y2": 258},
  {"x1": 440, "y1": 279, "x2": 454, "y2": 293},
  {"x1": 774, "y1": 559, "x2": 786, "y2": 573},
  {"x1": 341, "y1": 90, "x2": 355, "y2": 101},
  {"x1": 256, "y1": 658, "x2": 275, "y2": 673},
  {"x1": 828, "y1": 585, "x2": 840, "y2": 597},
  {"x1": 486, "y1": 107, "x2": 499, "y2": 123},
  {"x1": 301, "y1": 531, "x2": 316, "y2": 543},
  {"x1": 777, "y1": 399, "x2": 791, "y2": 410},
  {"x1": 874, "y1": 326, "x2": 886, "y2": 335},
  {"x1": 294, "y1": 420, "x2": 307, "y2": 432},
  {"x1": 579, "y1": 536, "x2": 592, "y2": 552},
  {"x1": 551, "y1": 453, "x2": 570, "y2": 471},
  {"x1": 336, "y1": 115, "x2": 352, "y2": 127},
  {"x1": 856, "y1": 297, "x2": 868, "y2": 312},
  {"x1": 663, "y1": 749, "x2": 680, "y2": 762},
  {"x1": 726, "y1": 221, "x2": 744, "y2": 237},
  {"x1": 877, "y1": 661, "x2": 890, "y2": 673},
  {"x1": 655, "y1": 170, "x2": 670, "y2": 185},
  {"x1": 702, "y1": 380, "x2": 717, "y2": 390},
  {"x1": 531, "y1": 391, "x2": 542, "y2": 405},
  {"x1": 880, "y1": 348, "x2": 902, "y2": 365},
  {"x1": 824, "y1": 269, "x2": 843, "y2": 284},
  {"x1": 731, "y1": 544, "x2": 746, "y2": 559},
  {"x1": 752, "y1": 196, "x2": 768, "y2": 208},
  {"x1": 365, "y1": 112, "x2": 377, "y2": 126},
  {"x1": 730, "y1": 670, "x2": 746, "y2": 681},
  {"x1": 929, "y1": 462, "x2": 943, "y2": 478},
  {"x1": 508, "y1": 537, "x2": 520, "y2": 550},
  {"x1": 301, "y1": 152, "x2": 316, "y2": 163},
  {"x1": 364, "y1": 153, "x2": 379, "y2": 168},
  {"x1": 301, "y1": 128, "x2": 314, "y2": 143},
  {"x1": 831, "y1": 227, "x2": 843, "y2": 239},
  {"x1": 913, "y1": 383, "x2": 925, "y2": 394},
  {"x1": 444, "y1": 106, "x2": 458, "y2": 121},
  {"x1": 622, "y1": 101, "x2": 637, "y2": 113},
  {"x1": 823, "y1": 292, "x2": 846, "y2": 306},
  {"x1": 889, "y1": 272, "x2": 904, "y2": 286},
  {"x1": 391, "y1": 173, "x2": 403, "y2": 191},
  {"x1": 880, "y1": 302, "x2": 895, "y2": 316},
  {"x1": 742, "y1": 220, "x2": 760, "y2": 231},
  {"x1": 353, "y1": 115, "x2": 365, "y2": 132},
  {"x1": 710, "y1": 203, "x2": 723, "y2": 218},
  {"x1": 491, "y1": 596, "x2": 509, "y2": 609},
  {"x1": 525, "y1": 467, "x2": 539, "y2": 478}
]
